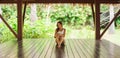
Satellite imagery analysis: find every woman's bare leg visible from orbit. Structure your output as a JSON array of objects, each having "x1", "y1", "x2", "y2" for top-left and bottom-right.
[
  {"x1": 55, "y1": 34, "x2": 65, "y2": 48},
  {"x1": 55, "y1": 35, "x2": 60, "y2": 45},
  {"x1": 61, "y1": 39, "x2": 65, "y2": 46},
  {"x1": 58, "y1": 37, "x2": 64, "y2": 48},
  {"x1": 55, "y1": 34, "x2": 62, "y2": 46}
]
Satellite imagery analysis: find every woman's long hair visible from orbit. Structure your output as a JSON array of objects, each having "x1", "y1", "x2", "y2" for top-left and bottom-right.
[{"x1": 56, "y1": 21, "x2": 63, "y2": 32}]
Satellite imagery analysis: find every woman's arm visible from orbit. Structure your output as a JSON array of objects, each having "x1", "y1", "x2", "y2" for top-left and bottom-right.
[
  {"x1": 62, "y1": 29, "x2": 66, "y2": 37},
  {"x1": 54, "y1": 29, "x2": 57, "y2": 38}
]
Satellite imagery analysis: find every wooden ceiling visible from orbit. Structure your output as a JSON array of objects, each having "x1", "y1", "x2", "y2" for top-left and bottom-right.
[{"x1": 0, "y1": 0, "x2": 120, "y2": 4}]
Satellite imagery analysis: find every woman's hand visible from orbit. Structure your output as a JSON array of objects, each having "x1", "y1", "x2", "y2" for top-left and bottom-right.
[
  {"x1": 54, "y1": 34, "x2": 59, "y2": 38},
  {"x1": 59, "y1": 34, "x2": 64, "y2": 37}
]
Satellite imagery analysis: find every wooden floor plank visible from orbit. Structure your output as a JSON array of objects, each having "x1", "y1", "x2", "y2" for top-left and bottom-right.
[
  {"x1": 81, "y1": 39, "x2": 99, "y2": 58},
  {"x1": 0, "y1": 39, "x2": 120, "y2": 58},
  {"x1": 0, "y1": 40, "x2": 17, "y2": 53},
  {"x1": 83, "y1": 39, "x2": 105, "y2": 58},
  {"x1": 11, "y1": 39, "x2": 37, "y2": 58},
  {"x1": 31, "y1": 39, "x2": 45, "y2": 58},
  {"x1": 86, "y1": 41, "x2": 109, "y2": 58},
  {"x1": 66, "y1": 39, "x2": 75, "y2": 58},
  {"x1": 39, "y1": 39, "x2": 52, "y2": 58},
  {"x1": 1, "y1": 42, "x2": 17, "y2": 58},
  {"x1": 50, "y1": 39, "x2": 67, "y2": 58},
  {"x1": 82, "y1": 39, "x2": 95, "y2": 57},
  {"x1": 24, "y1": 40, "x2": 39, "y2": 58},
  {"x1": 64, "y1": 39, "x2": 69, "y2": 58},
  {"x1": 101, "y1": 40, "x2": 120, "y2": 58},
  {"x1": 44, "y1": 39, "x2": 55, "y2": 58},
  {"x1": 50, "y1": 40, "x2": 56, "y2": 58},
  {"x1": 75, "y1": 39, "x2": 88, "y2": 58},
  {"x1": 33, "y1": 39, "x2": 48, "y2": 58},
  {"x1": 26, "y1": 39, "x2": 43, "y2": 58},
  {"x1": 14, "y1": 40, "x2": 34, "y2": 58},
  {"x1": 68, "y1": 39, "x2": 80, "y2": 58},
  {"x1": 76, "y1": 39, "x2": 89, "y2": 58},
  {"x1": 71, "y1": 39, "x2": 84, "y2": 58}
]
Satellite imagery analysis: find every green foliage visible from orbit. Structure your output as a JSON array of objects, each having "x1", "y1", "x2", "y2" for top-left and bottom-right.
[
  {"x1": 50, "y1": 4, "x2": 93, "y2": 26},
  {"x1": 116, "y1": 16, "x2": 120, "y2": 28},
  {"x1": 0, "y1": 4, "x2": 120, "y2": 43},
  {"x1": 0, "y1": 23, "x2": 16, "y2": 43},
  {"x1": 101, "y1": 4, "x2": 109, "y2": 12},
  {"x1": 1, "y1": 5, "x2": 17, "y2": 20},
  {"x1": 23, "y1": 19, "x2": 56, "y2": 39},
  {"x1": 0, "y1": 19, "x2": 56, "y2": 42}
]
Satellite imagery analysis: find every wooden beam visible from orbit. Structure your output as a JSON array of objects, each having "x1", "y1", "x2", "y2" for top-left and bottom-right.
[
  {"x1": 17, "y1": 0, "x2": 23, "y2": 40},
  {"x1": 0, "y1": 0, "x2": 120, "y2": 4},
  {"x1": 91, "y1": 3, "x2": 95, "y2": 28},
  {"x1": 25, "y1": 0, "x2": 94, "y2": 3},
  {"x1": 0, "y1": 0, "x2": 94, "y2": 3},
  {"x1": 23, "y1": 1, "x2": 27, "y2": 26},
  {"x1": 95, "y1": 0, "x2": 100, "y2": 40},
  {"x1": 0, "y1": 14, "x2": 18, "y2": 38},
  {"x1": 100, "y1": 9, "x2": 120, "y2": 38},
  {"x1": 100, "y1": 0, "x2": 120, "y2": 3}
]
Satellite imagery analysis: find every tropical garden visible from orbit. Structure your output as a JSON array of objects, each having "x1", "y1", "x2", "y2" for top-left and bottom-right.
[{"x1": 0, "y1": 4, "x2": 120, "y2": 43}]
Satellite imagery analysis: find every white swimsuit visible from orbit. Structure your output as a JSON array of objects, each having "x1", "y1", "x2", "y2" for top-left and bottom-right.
[{"x1": 57, "y1": 29, "x2": 64, "y2": 35}]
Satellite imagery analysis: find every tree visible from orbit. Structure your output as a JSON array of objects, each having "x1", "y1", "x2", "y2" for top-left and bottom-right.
[
  {"x1": 45, "y1": 4, "x2": 51, "y2": 26},
  {"x1": 30, "y1": 4, "x2": 38, "y2": 24}
]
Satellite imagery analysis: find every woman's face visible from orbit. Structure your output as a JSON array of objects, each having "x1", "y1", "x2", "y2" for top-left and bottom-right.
[{"x1": 57, "y1": 23, "x2": 62, "y2": 28}]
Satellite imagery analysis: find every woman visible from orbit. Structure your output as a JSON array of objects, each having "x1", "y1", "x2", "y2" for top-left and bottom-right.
[{"x1": 54, "y1": 21, "x2": 66, "y2": 48}]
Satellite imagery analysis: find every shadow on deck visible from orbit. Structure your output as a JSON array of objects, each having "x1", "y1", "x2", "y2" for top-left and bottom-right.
[{"x1": 0, "y1": 39, "x2": 120, "y2": 58}]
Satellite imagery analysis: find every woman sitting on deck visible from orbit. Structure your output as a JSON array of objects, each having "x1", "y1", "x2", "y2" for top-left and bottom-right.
[{"x1": 54, "y1": 21, "x2": 66, "y2": 48}]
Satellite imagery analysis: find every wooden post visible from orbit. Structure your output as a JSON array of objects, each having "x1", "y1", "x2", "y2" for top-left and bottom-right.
[
  {"x1": 17, "y1": 0, "x2": 23, "y2": 41},
  {"x1": 95, "y1": 0, "x2": 100, "y2": 40},
  {"x1": 0, "y1": 5, "x2": 2, "y2": 22},
  {"x1": 17, "y1": 41, "x2": 24, "y2": 58},
  {"x1": 91, "y1": 3, "x2": 95, "y2": 28},
  {"x1": 23, "y1": 1, "x2": 27, "y2": 26}
]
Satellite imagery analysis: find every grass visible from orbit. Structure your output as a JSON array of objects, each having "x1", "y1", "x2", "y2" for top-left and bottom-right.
[{"x1": 66, "y1": 27, "x2": 95, "y2": 39}]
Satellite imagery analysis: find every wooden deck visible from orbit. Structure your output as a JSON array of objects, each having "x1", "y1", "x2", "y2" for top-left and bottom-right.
[{"x1": 0, "y1": 39, "x2": 120, "y2": 58}]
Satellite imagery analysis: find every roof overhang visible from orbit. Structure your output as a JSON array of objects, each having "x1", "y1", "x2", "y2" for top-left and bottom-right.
[{"x1": 0, "y1": 0, "x2": 120, "y2": 4}]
